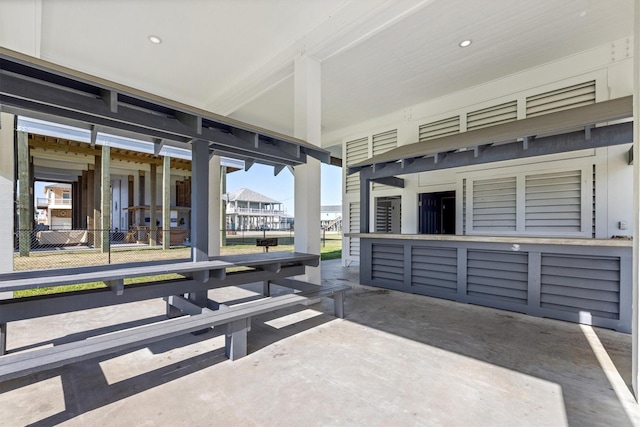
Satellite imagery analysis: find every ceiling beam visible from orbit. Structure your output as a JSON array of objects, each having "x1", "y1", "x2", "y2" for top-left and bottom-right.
[{"x1": 0, "y1": 48, "x2": 329, "y2": 167}]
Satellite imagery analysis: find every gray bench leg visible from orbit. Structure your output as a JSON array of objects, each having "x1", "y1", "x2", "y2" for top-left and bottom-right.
[
  {"x1": 334, "y1": 292, "x2": 345, "y2": 319},
  {"x1": 225, "y1": 318, "x2": 250, "y2": 360},
  {"x1": 166, "y1": 301, "x2": 183, "y2": 318},
  {"x1": 0, "y1": 322, "x2": 5, "y2": 355},
  {"x1": 263, "y1": 280, "x2": 270, "y2": 297}
]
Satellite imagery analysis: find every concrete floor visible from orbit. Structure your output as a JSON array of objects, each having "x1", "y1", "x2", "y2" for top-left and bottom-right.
[{"x1": 0, "y1": 259, "x2": 638, "y2": 426}]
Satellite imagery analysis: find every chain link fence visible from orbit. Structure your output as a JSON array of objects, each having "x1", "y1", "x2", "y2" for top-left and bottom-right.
[{"x1": 13, "y1": 228, "x2": 192, "y2": 271}]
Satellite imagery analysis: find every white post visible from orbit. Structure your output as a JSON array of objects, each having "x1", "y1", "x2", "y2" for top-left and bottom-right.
[
  {"x1": 208, "y1": 155, "x2": 221, "y2": 257},
  {"x1": 632, "y1": 0, "x2": 640, "y2": 401},
  {"x1": 0, "y1": 113, "x2": 15, "y2": 280},
  {"x1": 294, "y1": 55, "x2": 322, "y2": 284}
]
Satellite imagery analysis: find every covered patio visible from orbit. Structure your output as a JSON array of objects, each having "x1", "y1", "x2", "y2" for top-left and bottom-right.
[{"x1": 0, "y1": 259, "x2": 637, "y2": 426}]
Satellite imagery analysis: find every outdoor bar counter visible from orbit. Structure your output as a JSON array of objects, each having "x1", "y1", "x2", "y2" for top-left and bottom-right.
[{"x1": 347, "y1": 233, "x2": 632, "y2": 332}]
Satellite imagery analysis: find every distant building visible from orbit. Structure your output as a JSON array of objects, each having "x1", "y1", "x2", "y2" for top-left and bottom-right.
[
  {"x1": 224, "y1": 188, "x2": 288, "y2": 231},
  {"x1": 36, "y1": 183, "x2": 72, "y2": 229},
  {"x1": 321, "y1": 205, "x2": 342, "y2": 231}
]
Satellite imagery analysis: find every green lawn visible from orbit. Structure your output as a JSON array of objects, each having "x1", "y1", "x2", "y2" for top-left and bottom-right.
[{"x1": 13, "y1": 237, "x2": 342, "y2": 297}]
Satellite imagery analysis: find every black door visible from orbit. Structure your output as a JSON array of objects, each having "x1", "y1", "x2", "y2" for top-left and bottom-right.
[{"x1": 419, "y1": 194, "x2": 440, "y2": 234}]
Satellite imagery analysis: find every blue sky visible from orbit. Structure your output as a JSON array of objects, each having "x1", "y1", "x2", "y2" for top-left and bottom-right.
[{"x1": 227, "y1": 163, "x2": 342, "y2": 215}]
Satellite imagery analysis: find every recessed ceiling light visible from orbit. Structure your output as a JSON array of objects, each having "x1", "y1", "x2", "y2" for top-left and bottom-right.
[
  {"x1": 459, "y1": 39, "x2": 472, "y2": 48},
  {"x1": 148, "y1": 35, "x2": 162, "y2": 44}
]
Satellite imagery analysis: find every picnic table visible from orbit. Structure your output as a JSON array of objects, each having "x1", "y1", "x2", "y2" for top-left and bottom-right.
[{"x1": 0, "y1": 252, "x2": 350, "y2": 382}]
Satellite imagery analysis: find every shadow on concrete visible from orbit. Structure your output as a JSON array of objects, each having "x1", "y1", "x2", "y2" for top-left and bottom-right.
[
  {"x1": 340, "y1": 278, "x2": 636, "y2": 427},
  {"x1": 0, "y1": 288, "x2": 337, "y2": 426}
]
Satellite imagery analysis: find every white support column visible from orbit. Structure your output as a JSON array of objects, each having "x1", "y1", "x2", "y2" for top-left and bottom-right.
[
  {"x1": 632, "y1": 0, "x2": 640, "y2": 401},
  {"x1": 208, "y1": 155, "x2": 221, "y2": 257},
  {"x1": 0, "y1": 113, "x2": 14, "y2": 278},
  {"x1": 294, "y1": 55, "x2": 322, "y2": 284}
]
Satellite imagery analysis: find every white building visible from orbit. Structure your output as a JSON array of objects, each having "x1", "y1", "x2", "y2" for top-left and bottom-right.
[
  {"x1": 37, "y1": 183, "x2": 72, "y2": 229},
  {"x1": 224, "y1": 188, "x2": 287, "y2": 231}
]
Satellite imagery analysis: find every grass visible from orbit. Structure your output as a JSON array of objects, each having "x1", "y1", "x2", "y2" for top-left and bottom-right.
[{"x1": 12, "y1": 237, "x2": 342, "y2": 297}]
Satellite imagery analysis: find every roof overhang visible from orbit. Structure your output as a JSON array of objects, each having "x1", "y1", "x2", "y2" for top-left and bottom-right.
[{"x1": 0, "y1": 47, "x2": 330, "y2": 168}]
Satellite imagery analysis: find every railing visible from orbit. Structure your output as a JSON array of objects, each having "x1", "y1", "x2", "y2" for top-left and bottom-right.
[
  {"x1": 37, "y1": 197, "x2": 72, "y2": 207},
  {"x1": 226, "y1": 207, "x2": 285, "y2": 215}
]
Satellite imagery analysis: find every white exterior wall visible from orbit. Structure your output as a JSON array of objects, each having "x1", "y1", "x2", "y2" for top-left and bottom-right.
[{"x1": 339, "y1": 39, "x2": 634, "y2": 264}]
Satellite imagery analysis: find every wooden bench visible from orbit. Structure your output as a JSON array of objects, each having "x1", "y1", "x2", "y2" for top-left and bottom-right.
[{"x1": 0, "y1": 282, "x2": 350, "y2": 382}]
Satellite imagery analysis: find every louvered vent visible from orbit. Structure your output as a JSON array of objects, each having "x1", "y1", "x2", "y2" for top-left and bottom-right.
[
  {"x1": 372, "y1": 130, "x2": 397, "y2": 190},
  {"x1": 462, "y1": 179, "x2": 467, "y2": 234},
  {"x1": 540, "y1": 254, "x2": 619, "y2": 319},
  {"x1": 472, "y1": 177, "x2": 517, "y2": 231},
  {"x1": 411, "y1": 246, "x2": 457, "y2": 293},
  {"x1": 371, "y1": 243, "x2": 404, "y2": 285},
  {"x1": 592, "y1": 165, "x2": 596, "y2": 237},
  {"x1": 525, "y1": 170, "x2": 581, "y2": 232},
  {"x1": 419, "y1": 116, "x2": 460, "y2": 141},
  {"x1": 348, "y1": 202, "x2": 360, "y2": 256},
  {"x1": 467, "y1": 250, "x2": 528, "y2": 304},
  {"x1": 375, "y1": 204, "x2": 392, "y2": 232},
  {"x1": 467, "y1": 101, "x2": 517, "y2": 131},
  {"x1": 526, "y1": 81, "x2": 596, "y2": 117},
  {"x1": 345, "y1": 137, "x2": 368, "y2": 194}
]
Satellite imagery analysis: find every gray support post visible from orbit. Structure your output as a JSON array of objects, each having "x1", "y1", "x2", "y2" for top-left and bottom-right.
[
  {"x1": 162, "y1": 155, "x2": 171, "y2": 250},
  {"x1": 149, "y1": 163, "x2": 157, "y2": 246},
  {"x1": 100, "y1": 145, "x2": 110, "y2": 252},
  {"x1": 225, "y1": 319, "x2": 249, "y2": 360},
  {"x1": 189, "y1": 140, "x2": 210, "y2": 306},
  {"x1": 359, "y1": 171, "x2": 371, "y2": 233},
  {"x1": 93, "y1": 156, "x2": 101, "y2": 247},
  {"x1": 191, "y1": 140, "x2": 209, "y2": 262},
  {"x1": 0, "y1": 112, "x2": 15, "y2": 274},
  {"x1": 0, "y1": 322, "x2": 6, "y2": 355},
  {"x1": 632, "y1": 0, "x2": 640, "y2": 401},
  {"x1": 17, "y1": 132, "x2": 30, "y2": 257}
]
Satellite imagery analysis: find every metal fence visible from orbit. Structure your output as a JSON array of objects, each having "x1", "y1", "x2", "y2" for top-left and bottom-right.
[{"x1": 13, "y1": 228, "x2": 192, "y2": 271}]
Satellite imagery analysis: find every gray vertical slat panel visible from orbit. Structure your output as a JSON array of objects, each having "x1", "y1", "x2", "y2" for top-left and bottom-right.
[
  {"x1": 357, "y1": 237, "x2": 631, "y2": 332},
  {"x1": 527, "y1": 252, "x2": 541, "y2": 314},
  {"x1": 360, "y1": 173, "x2": 370, "y2": 233},
  {"x1": 618, "y1": 253, "x2": 632, "y2": 333},
  {"x1": 404, "y1": 243, "x2": 413, "y2": 290},
  {"x1": 457, "y1": 247, "x2": 468, "y2": 302},
  {"x1": 359, "y1": 239, "x2": 373, "y2": 284}
]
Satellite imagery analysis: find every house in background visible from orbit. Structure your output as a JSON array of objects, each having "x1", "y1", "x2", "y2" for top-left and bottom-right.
[
  {"x1": 36, "y1": 183, "x2": 72, "y2": 229},
  {"x1": 320, "y1": 205, "x2": 342, "y2": 231},
  {"x1": 224, "y1": 188, "x2": 288, "y2": 231}
]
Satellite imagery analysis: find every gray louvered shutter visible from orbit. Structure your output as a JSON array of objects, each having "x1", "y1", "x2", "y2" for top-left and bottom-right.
[
  {"x1": 345, "y1": 137, "x2": 368, "y2": 194},
  {"x1": 348, "y1": 202, "x2": 360, "y2": 256},
  {"x1": 526, "y1": 81, "x2": 595, "y2": 117},
  {"x1": 371, "y1": 130, "x2": 398, "y2": 190},
  {"x1": 467, "y1": 101, "x2": 517, "y2": 131},
  {"x1": 472, "y1": 177, "x2": 517, "y2": 231},
  {"x1": 419, "y1": 116, "x2": 460, "y2": 141},
  {"x1": 525, "y1": 170, "x2": 581, "y2": 232}
]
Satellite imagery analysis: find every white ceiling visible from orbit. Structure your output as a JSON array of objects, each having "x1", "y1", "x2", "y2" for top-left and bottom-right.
[{"x1": 0, "y1": 0, "x2": 635, "y2": 152}]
